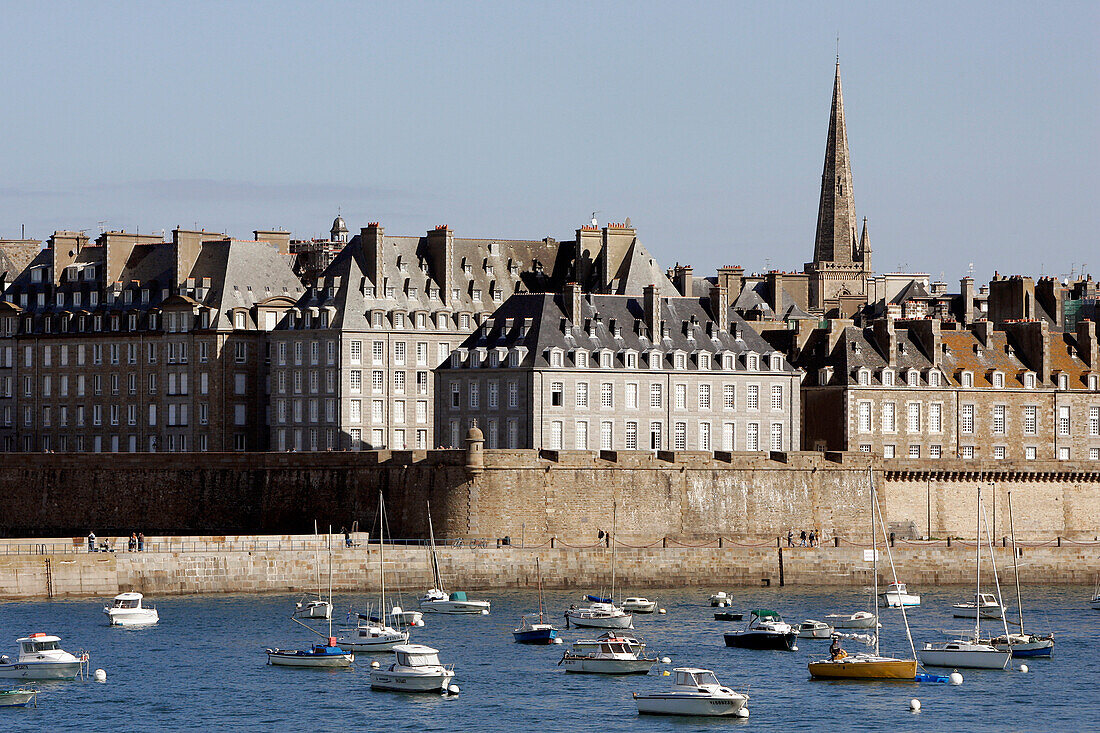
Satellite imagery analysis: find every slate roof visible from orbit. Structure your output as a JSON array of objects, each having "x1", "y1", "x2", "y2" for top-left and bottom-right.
[{"x1": 440, "y1": 291, "x2": 793, "y2": 372}]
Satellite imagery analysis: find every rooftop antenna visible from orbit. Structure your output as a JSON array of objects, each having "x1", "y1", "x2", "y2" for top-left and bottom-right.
[
  {"x1": 590, "y1": 210, "x2": 600, "y2": 227},
  {"x1": 968, "y1": 262, "x2": 974, "y2": 277},
  {"x1": 836, "y1": 34, "x2": 840, "y2": 63},
  {"x1": 97, "y1": 220, "x2": 108, "y2": 234}
]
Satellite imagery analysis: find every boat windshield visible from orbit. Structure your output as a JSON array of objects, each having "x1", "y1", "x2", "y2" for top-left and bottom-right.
[
  {"x1": 113, "y1": 599, "x2": 139, "y2": 609},
  {"x1": 398, "y1": 651, "x2": 440, "y2": 667},
  {"x1": 694, "y1": 671, "x2": 720, "y2": 686},
  {"x1": 24, "y1": 641, "x2": 59, "y2": 653}
]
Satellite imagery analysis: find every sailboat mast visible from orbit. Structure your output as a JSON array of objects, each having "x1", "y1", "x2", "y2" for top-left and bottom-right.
[
  {"x1": 427, "y1": 501, "x2": 443, "y2": 591},
  {"x1": 975, "y1": 484, "x2": 982, "y2": 640},
  {"x1": 870, "y1": 470, "x2": 879, "y2": 656},
  {"x1": 536, "y1": 557, "x2": 544, "y2": 623},
  {"x1": 379, "y1": 493, "x2": 387, "y2": 619},
  {"x1": 1008, "y1": 491, "x2": 1024, "y2": 635},
  {"x1": 327, "y1": 528, "x2": 333, "y2": 639},
  {"x1": 611, "y1": 500, "x2": 617, "y2": 605}
]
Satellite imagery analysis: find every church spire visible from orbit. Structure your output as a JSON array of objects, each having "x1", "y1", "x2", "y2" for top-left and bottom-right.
[{"x1": 812, "y1": 61, "x2": 859, "y2": 265}]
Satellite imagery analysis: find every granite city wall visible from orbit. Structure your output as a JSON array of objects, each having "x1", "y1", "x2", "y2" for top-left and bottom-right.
[{"x1": 0, "y1": 450, "x2": 1098, "y2": 545}]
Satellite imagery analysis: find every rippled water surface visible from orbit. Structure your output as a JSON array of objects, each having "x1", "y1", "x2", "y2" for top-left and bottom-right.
[{"x1": 0, "y1": 584, "x2": 1094, "y2": 731}]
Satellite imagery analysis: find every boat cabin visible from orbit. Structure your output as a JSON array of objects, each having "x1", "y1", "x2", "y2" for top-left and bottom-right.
[
  {"x1": 110, "y1": 592, "x2": 144, "y2": 609},
  {"x1": 673, "y1": 668, "x2": 721, "y2": 690},
  {"x1": 597, "y1": 640, "x2": 634, "y2": 656},
  {"x1": 19, "y1": 634, "x2": 61, "y2": 655},
  {"x1": 394, "y1": 645, "x2": 442, "y2": 668},
  {"x1": 974, "y1": 593, "x2": 998, "y2": 605},
  {"x1": 748, "y1": 609, "x2": 783, "y2": 627}
]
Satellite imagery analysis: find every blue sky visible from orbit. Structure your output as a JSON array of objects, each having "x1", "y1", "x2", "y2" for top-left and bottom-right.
[{"x1": 1, "y1": 1, "x2": 1096, "y2": 284}]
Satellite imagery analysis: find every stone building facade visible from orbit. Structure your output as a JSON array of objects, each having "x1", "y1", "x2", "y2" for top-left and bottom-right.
[
  {"x1": 437, "y1": 283, "x2": 801, "y2": 452},
  {"x1": 789, "y1": 316, "x2": 1100, "y2": 461},
  {"x1": 0, "y1": 229, "x2": 305, "y2": 452}
]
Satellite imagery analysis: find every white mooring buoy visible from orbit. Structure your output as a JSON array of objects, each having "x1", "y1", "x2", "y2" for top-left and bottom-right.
[
  {"x1": 448, "y1": 684, "x2": 460, "y2": 695},
  {"x1": 658, "y1": 608, "x2": 667, "y2": 614},
  {"x1": 1019, "y1": 664, "x2": 1029, "y2": 673},
  {"x1": 735, "y1": 707, "x2": 749, "y2": 718},
  {"x1": 949, "y1": 671, "x2": 963, "y2": 685},
  {"x1": 94, "y1": 668, "x2": 107, "y2": 683},
  {"x1": 660, "y1": 656, "x2": 671, "y2": 664},
  {"x1": 553, "y1": 637, "x2": 563, "y2": 645},
  {"x1": 371, "y1": 660, "x2": 380, "y2": 669},
  {"x1": 910, "y1": 699, "x2": 921, "y2": 712}
]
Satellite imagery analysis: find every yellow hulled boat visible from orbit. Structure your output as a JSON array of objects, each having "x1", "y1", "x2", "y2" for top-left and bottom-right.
[{"x1": 808, "y1": 655, "x2": 917, "y2": 680}]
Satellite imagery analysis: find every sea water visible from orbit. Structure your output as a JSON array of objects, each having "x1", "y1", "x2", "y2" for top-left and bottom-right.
[{"x1": 0, "y1": 584, "x2": 1093, "y2": 731}]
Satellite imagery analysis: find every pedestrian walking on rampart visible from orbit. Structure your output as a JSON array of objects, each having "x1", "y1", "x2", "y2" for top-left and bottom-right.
[
  {"x1": 138, "y1": 533, "x2": 145, "y2": 551},
  {"x1": 787, "y1": 530, "x2": 794, "y2": 547},
  {"x1": 799, "y1": 530, "x2": 807, "y2": 547},
  {"x1": 128, "y1": 533, "x2": 137, "y2": 552},
  {"x1": 809, "y1": 530, "x2": 816, "y2": 547},
  {"x1": 88, "y1": 532, "x2": 96, "y2": 553}
]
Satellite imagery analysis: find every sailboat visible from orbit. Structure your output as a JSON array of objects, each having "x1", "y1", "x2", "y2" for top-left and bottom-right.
[
  {"x1": 1091, "y1": 578, "x2": 1100, "y2": 610},
  {"x1": 808, "y1": 469, "x2": 918, "y2": 680},
  {"x1": 918, "y1": 484, "x2": 1011, "y2": 670},
  {"x1": 268, "y1": 531, "x2": 354, "y2": 668},
  {"x1": 293, "y1": 536, "x2": 333, "y2": 620},
  {"x1": 514, "y1": 557, "x2": 559, "y2": 644},
  {"x1": 419, "y1": 502, "x2": 491, "y2": 614},
  {"x1": 565, "y1": 501, "x2": 633, "y2": 630},
  {"x1": 338, "y1": 494, "x2": 410, "y2": 653},
  {"x1": 990, "y1": 491, "x2": 1054, "y2": 658}
]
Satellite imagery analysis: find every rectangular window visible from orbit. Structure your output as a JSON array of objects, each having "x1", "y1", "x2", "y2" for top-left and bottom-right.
[
  {"x1": 962, "y1": 445, "x2": 974, "y2": 459},
  {"x1": 350, "y1": 400, "x2": 362, "y2": 423},
  {"x1": 575, "y1": 421, "x2": 588, "y2": 450},
  {"x1": 393, "y1": 400, "x2": 406, "y2": 424},
  {"x1": 625, "y1": 421, "x2": 638, "y2": 450},
  {"x1": 1058, "y1": 406, "x2": 1070, "y2": 436},
  {"x1": 1024, "y1": 406, "x2": 1037, "y2": 435},
  {"x1": 469, "y1": 381, "x2": 479, "y2": 409},
  {"x1": 1058, "y1": 446, "x2": 1070, "y2": 460},
  {"x1": 416, "y1": 342, "x2": 427, "y2": 366},
  {"x1": 650, "y1": 383, "x2": 662, "y2": 409},
  {"x1": 673, "y1": 422, "x2": 687, "y2": 450},
  {"x1": 994, "y1": 445, "x2": 1006, "y2": 460},
  {"x1": 907, "y1": 402, "x2": 920, "y2": 433},
  {"x1": 929, "y1": 402, "x2": 942, "y2": 434},
  {"x1": 993, "y1": 405, "x2": 1006, "y2": 435},
  {"x1": 488, "y1": 381, "x2": 499, "y2": 409},
  {"x1": 723, "y1": 384, "x2": 735, "y2": 409},
  {"x1": 770, "y1": 423, "x2": 783, "y2": 451},
  {"x1": 393, "y1": 371, "x2": 406, "y2": 394},
  {"x1": 551, "y1": 382, "x2": 563, "y2": 407},
  {"x1": 699, "y1": 422, "x2": 711, "y2": 451},
  {"x1": 372, "y1": 371, "x2": 384, "y2": 393},
  {"x1": 961, "y1": 404, "x2": 975, "y2": 434},
  {"x1": 350, "y1": 340, "x2": 361, "y2": 364},
  {"x1": 858, "y1": 401, "x2": 872, "y2": 433},
  {"x1": 650, "y1": 421, "x2": 662, "y2": 450},
  {"x1": 674, "y1": 384, "x2": 686, "y2": 410},
  {"x1": 883, "y1": 402, "x2": 896, "y2": 432},
  {"x1": 930, "y1": 444, "x2": 942, "y2": 458},
  {"x1": 771, "y1": 384, "x2": 783, "y2": 410},
  {"x1": 884, "y1": 444, "x2": 896, "y2": 459},
  {"x1": 1026, "y1": 446, "x2": 1037, "y2": 460},
  {"x1": 746, "y1": 422, "x2": 760, "y2": 451},
  {"x1": 601, "y1": 382, "x2": 614, "y2": 408},
  {"x1": 394, "y1": 342, "x2": 406, "y2": 366},
  {"x1": 909, "y1": 444, "x2": 921, "y2": 458},
  {"x1": 416, "y1": 400, "x2": 428, "y2": 424},
  {"x1": 600, "y1": 421, "x2": 613, "y2": 450},
  {"x1": 747, "y1": 384, "x2": 759, "y2": 410},
  {"x1": 372, "y1": 399, "x2": 384, "y2": 424},
  {"x1": 576, "y1": 382, "x2": 589, "y2": 408},
  {"x1": 450, "y1": 383, "x2": 461, "y2": 409},
  {"x1": 372, "y1": 341, "x2": 384, "y2": 364},
  {"x1": 626, "y1": 383, "x2": 638, "y2": 409},
  {"x1": 1089, "y1": 406, "x2": 1099, "y2": 437},
  {"x1": 550, "y1": 420, "x2": 563, "y2": 450},
  {"x1": 350, "y1": 370, "x2": 362, "y2": 393},
  {"x1": 508, "y1": 381, "x2": 519, "y2": 408},
  {"x1": 1090, "y1": 448, "x2": 1099, "y2": 461},
  {"x1": 722, "y1": 423, "x2": 734, "y2": 451}
]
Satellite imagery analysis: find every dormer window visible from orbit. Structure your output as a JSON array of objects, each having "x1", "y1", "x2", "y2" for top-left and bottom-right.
[
  {"x1": 747, "y1": 354, "x2": 759, "y2": 371},
  {"x1": 961, "y1": 371, "x2": 974, "y2": 388},
  {"x1": 699, "y1": 353, "x2": 711, "y2": 369},
  {"x1": 882, "y1": 369, "x2": 894, "y2": 386},
  {"x1": 723, "y1": 354, "x2": 734, "y2": 370},
  {"x1": 929, "y1": 371, "x2": 941, "y2": 388},
  {"x1": 625, "y1": 352, "x2": 637, "y2": 369},
  {"x1": 649, "y1": 352, "x2": 661, "y2": 370},
  {"x1": 907, "y1": 370, "x2": 919, "y2": 387},
  {"x1": 575, "y1": 351, "x2": 588, "y2": 368},
  {"x1": 674, "y1": 353, "x2": 686, "y2": 370},
  {"x1": 771, "y1": 355, "x2": 782, "y2": 370},
  {"x1": 550, "y1": 350, "x2": 563, "y2": 368},
  {"x1": 1058, "y1": 373, "x2": 1069, "y2": 390},
  {"x1": 992, "y1": 372, "x2": 1005, "y2": 389},
  {"x1": 819, "y1": 367, "x2": 833, "y2": 384},
  {"x1": 1024, "y1": 373, "x2": 1036, "y2": 389},
  {"x1": 600, "y1": 351, "x2": 612, "y2": 369},
  {"x1": 858, "y1": 368, "x2": 870, "y2": 386}
]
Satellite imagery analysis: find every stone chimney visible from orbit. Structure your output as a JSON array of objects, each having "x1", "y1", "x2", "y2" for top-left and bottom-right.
[
  {"x1": 959, "y1": 277, "x2": 975, "y2": 325},
  {"x1": 709, "y1": 284, "x2": 728, "y2": 333},
  {"x1": 871, "y1": 318, "x2": 897, "y2": 366},
  {"x1": 972, "y1": 320, "x2": 994, "y2": 346},
  {"x1": 1076, "y1": 319, "x2": 1098, "y2": 369},
  {"x1": 362, "y1": 223, "x2": 385, "y2": 293},
  {"x1": 564, "y1": 282, "x2": 582, "y2": 324},
  {"x1": 717, "y1": 266, "x2": 744, "y2": 301},
  {"x1": 1002, "y1": 320, "x2": 1050, "y2": 383},
  {"x1": 673, "y1": 264, "x2": 693, "y2": 297},
  {"x1": 643, "y1": 284, "x2": 661, "y2": 340},
  {"x1": 897, "y1": 318, "x2": 942, "y2": 365},
  {"x1": 48, "y1": 231, "x2": 90, "y2": 286},
  {"x1": 254, "y1": 230, "x2": 291, "y2": 255},
  {"x1": 1036, "y1": 277, "x2": 1064, "y2": 330},
  {"x1": 425, "y1": 225, "x2": 454, "y2": 305}
]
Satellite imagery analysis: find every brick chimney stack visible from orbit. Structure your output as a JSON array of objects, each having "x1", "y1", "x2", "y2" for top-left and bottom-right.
[
  {"x1": 644, "y1": 284, "x2": 661, "y2": 340},
  {"x1": 709, "y1": 284, "x2": 728, "y2": 333},
  {"x1": 1077, "y1": 319, "x2": 1098, "y2": 369}
]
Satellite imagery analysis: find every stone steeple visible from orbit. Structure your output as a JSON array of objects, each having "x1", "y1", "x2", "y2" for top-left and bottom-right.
[
  {"x1": 813, "y1": 62, "x2": 859, "y2": 266},
  {"x1": 859, "y1": 216, "x2": 872, "y2": 272}
]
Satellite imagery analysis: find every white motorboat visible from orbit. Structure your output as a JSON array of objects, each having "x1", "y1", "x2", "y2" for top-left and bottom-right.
[
  {"x1": 634, "y1": 668, "x2": 749, "y2": 717},
  {"x1": 952, "y1": 593, "x2": 1004, "y2": 619},
  {"x1": 104, "y1": 592, "x2": 159, "y2": 627},
  {"x1": 824, "y1": 610, "x2": 878, "y2": 629},
  {"x1": 622, "y1": 597, "x2": 658, "y2": 614},
  {"x1": 880, "y1": 582, "x2": 921, "y2": 608},
  {"x1": 267, "y1": 638, "x2": 354, "y2": 668},
  {"x1": 356, "y1": 607, "x2": 424, "y2": 628},
  {"x1": 724, "y1": 609, "x2": 798, "y2": 651},
  {"x1": 565, "y1": 602, "x2": 634, "y2": 629},
  {"x1": 0, "y1": 688, "x2": 38, "y2": 707},
  {"x1": 1091, "y1": 582, "x2": 1100, "y2": 610},
  {"x1": 709, "y1": 591, "x2": 732, "y2": 607},
  {"x1": 796, "y1": 620, "x2": 834, "y2": 639},
  {"x1": 918, "y1": 639, "x2": 1010, "y2": 669},
  {"x1": 571, "y1": 631, "x2": 647, "y2": 654},
  {"x1": 420, "y1": 503, "x2": 491, "y2": 615},
  {"x1": 370, "y1": 644, "x2": 455, "y2": 692},
  {"x1": 560, "y1": 636, "x2": 658, "y2": 674},
  {"x1": 293, "y1": 598, "x2": 332, "y2": 620},
  {"x1": 0, "y1": 634, "x2": 87, "y2": 680},
  {"x1": 990, "y1": 632, "x2": 1055, "y2": 658}
]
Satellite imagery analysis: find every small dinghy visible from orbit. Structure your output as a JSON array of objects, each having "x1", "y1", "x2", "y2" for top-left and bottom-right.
[
  {"x1": 560, "y1": 636, "x2": 658, "y2": 674},
  {"x1": 634, "y1": 668, "x2": 749, "y2": 717},
  {"x1": 0, "y1": 635, "x2": 87, "y2": 680},
  {"x1": 796, "y1": 620, "x2": 834, "y2": 639},
  {"x1": 104, "y1": 592, "x2": 159, "y2": 627},
  {"x1": 293, "y1": 597, "x2": 332, "y2": 620},
  {"x1": 880, "y1": 582, "x2": 921, "y2": 608},
  {"x1": 370, "y1": 644, "x2": 455, "y2": 692},
  {"x1": 0, "y1": 688, "x2": 38, "y2": 707},
  {"x1": 724, "y1": 610, "x2": 798, "y2": 651},
  {"x1": 990, "y1": 632, "x2": 1054, "y2": 658},
  {"x1": 714, "y1": 611, "x2": 744, "y2": 621},
  {"x1": 267, "y1": 638, "x2": 353, "y2": 668},
  {"x1": 709, "y1": 592, "x2": 732, "y2": 607},
  {"x1": 824, "y1": 610, "x2": 879, "y2": 629}
]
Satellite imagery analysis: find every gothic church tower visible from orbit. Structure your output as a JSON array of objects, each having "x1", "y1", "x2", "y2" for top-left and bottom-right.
[{"x1": 805, "y1": 62, "x2": 871, "y2": 313}]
